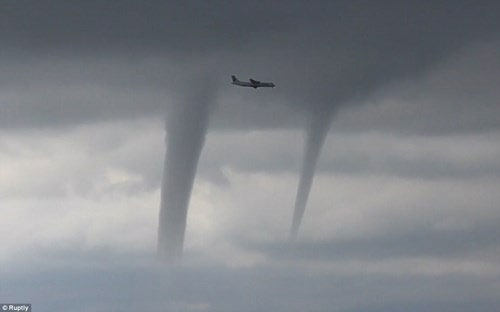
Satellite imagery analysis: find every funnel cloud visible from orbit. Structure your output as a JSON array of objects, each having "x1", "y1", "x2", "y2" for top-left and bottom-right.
[
  {"x1": 158, "y1": 81, "x2": 216, "y2": 261},
  {"x1": 291, "y1": 109, "x2": 333, "y2": 239}
]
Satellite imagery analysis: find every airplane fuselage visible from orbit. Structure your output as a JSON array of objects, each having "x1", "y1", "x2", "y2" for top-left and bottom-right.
[{"x1": 231, "y1": 75, "x2": 275, "y2": 89}]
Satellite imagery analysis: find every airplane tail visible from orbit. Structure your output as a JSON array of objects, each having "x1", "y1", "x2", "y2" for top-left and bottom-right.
[{"x1": 231, "y1": 75, "x2": 238, "y2": 83}]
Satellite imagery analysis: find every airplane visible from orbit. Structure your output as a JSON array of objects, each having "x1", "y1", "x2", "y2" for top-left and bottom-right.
[{"x1": 231, "y1": 75, "x2": 275, "y2": 88}]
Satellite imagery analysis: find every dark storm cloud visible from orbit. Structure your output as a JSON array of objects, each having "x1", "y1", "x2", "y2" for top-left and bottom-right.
[
  {"x1": 1, "y1": 0, "x2": 500, "y2": 129},
  {"x1": 1, "y1": 1, "x2": 299, "y2": 54}
]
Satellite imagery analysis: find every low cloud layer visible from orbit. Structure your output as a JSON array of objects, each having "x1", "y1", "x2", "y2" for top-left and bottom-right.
[{"x1": 2, "y1": 108, "x2": 500, "y2": 310}]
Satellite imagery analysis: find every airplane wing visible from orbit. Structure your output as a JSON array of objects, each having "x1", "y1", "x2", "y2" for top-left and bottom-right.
[{"x1": 249, "y1": 79, "x2": 260, "y2": 84}]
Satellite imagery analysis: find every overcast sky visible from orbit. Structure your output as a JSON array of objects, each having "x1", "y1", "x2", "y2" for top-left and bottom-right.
[{"x1": 1, "y1": 1, "x2": 500, "y2": 311}]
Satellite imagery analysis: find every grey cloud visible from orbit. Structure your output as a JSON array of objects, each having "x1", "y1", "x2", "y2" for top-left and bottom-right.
[
  {"x1": 1, "y1": 1, "x2": 500, "y2": 129},
  {"x1": 2, "y1": 2, "x2": 500, "y2": 309},
  {"x1": 195, "y1": 131, "x2": 500, "y2": 182},
  {"x1": 247, "y1": 220, "x2": 500, "y2": 262},
  {"x1": 331, "y1": 42, "x2": 500, "y2": 135},
  {"x1": 3, "y1": 249, "x2": 500, "y2": 312}
]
